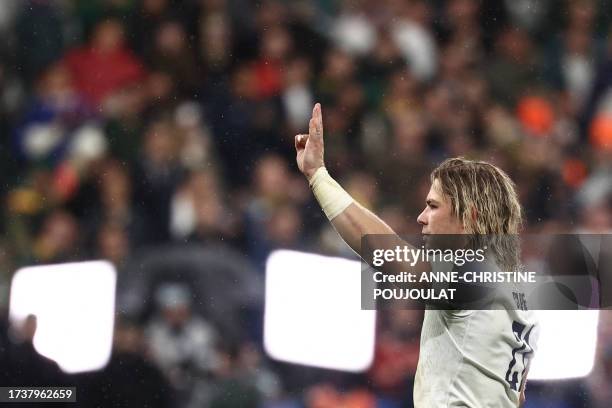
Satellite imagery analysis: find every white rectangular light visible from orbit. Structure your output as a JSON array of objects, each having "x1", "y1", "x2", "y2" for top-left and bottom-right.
[
  {"x1": 9, "y1": 261, "x2": 116, "y2": 373},
  {"x1": 529, "y1": 310, "x2": 598, "y2": 380},
  {"x1": 264, "y1": 250, "x2": 376, "y2": 372}
]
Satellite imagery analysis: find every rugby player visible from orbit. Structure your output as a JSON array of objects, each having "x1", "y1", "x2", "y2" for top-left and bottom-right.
[{"x1": 295, "y1": 103, "x2": 538, "y2": 407}]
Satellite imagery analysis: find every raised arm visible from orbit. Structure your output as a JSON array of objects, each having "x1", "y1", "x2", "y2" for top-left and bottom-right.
[{"x1": 295, "y1": 103, "x2": 401, "y2": 258}]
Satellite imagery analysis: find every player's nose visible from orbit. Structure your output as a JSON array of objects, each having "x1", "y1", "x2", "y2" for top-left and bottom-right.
[{"x1": 417, "y1": 207, "x2": 428, "y2": 226}]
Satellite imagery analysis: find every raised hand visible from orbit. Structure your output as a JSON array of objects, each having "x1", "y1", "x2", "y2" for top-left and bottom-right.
[{"x1": 295, "y1": 103, "x2": 325, "y2": 180}]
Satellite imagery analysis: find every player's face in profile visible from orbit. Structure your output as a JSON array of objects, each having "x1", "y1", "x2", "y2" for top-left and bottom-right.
[{"x1": 417, "y1": 179, "x2": 465, "y2": 236}]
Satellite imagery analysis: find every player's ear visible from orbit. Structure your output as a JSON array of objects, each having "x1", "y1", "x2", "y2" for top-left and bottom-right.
[{"x1": 470, "y1": 207, "x2": 478, "y2": 223}]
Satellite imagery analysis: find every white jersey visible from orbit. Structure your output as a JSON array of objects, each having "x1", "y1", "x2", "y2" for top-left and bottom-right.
[{"x1": 414, "y1": 262, "x2": 539, "y2": 407}]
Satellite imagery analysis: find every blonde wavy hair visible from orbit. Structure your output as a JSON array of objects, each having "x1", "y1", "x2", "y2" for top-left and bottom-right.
[{"x1": 431, "y1": 157, "x2": 523, "y2": 271}]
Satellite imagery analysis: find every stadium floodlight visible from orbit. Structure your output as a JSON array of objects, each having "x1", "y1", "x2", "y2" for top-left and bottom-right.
[
  {"x1": 9, "y1": 261, "x2": 116, "y2": 374},
  {"x1": 264, "y1": 250, "x2": 376, "y2": 372},
  {"x1": 529, "y1": 310, "x2": 598, "y2": 380}
]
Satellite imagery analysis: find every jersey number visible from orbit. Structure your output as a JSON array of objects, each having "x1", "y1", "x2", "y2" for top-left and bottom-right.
[{"x1": 505, "y1": 321, "x2": 534, "y2": 391}]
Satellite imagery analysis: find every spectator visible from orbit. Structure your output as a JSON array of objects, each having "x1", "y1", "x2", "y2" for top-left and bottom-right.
[
  {"x1": 31, "y1": 210, "x2": 80, "y2": 263},
  {"x1": 209, "y1": 342, "x2": 261, "y2": 408},
  {"x1": 487, "y1": 27, "x2": 543, "y2": 107},
  {"x1": 171, "y1": 169, "x2": 240, "y2": 246},
  {"x1": 146, "y1": 19, "x2": 200, "y2": 98},
  {"x1": 81, "y1": 315, "x2": 173, "y2": 408},
  {"x1": 5, "y1": 315, "x2": 65, "y2": 387},
  {"x1": 146, "y1": 283, "x2": 219, "y2": 407},
  {"x1": 246, "y1": 154, "x2": 308, "y2": 266},
  {"x1": 133, "y1": 117, "x2": 185, "y2": 244},
  {"x1": 64, "y1": 17, "x2": 146, "y2": 108},
  {"x1": 13, "y1": 62, "x2": 97, "y2": 166},
  {"x1": 97, "y1": 221, "x2": 130, "y2": 268},
  {"x1": 89, "y1": 159, "x2": 146, "y2": 247}
]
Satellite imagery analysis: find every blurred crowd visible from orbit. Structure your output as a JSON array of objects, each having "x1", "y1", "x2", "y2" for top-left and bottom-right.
[{"x1": 0, "y1": 0, "x2": 612, "y2": 407}]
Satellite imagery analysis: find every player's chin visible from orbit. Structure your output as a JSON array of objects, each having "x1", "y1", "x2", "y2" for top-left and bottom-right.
[{"x1": 422, "y1": 233, "x2": 431, "y2": 247}]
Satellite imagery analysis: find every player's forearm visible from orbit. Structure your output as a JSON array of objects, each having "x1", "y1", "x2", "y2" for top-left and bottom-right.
[
  {"x1": 309, "y1": 167, "x2": 397, "y2": 258},
  {"x1": 330, "y1": 202, "x2": 396, "y2": 256}
]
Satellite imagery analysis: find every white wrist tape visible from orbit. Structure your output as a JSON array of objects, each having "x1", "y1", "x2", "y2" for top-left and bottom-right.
[{"x1": 308, "y1": 167, "x2": 354, "y2": 220}]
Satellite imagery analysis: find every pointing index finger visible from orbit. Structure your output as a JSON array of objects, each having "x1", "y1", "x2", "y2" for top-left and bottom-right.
[{"x1": 313, "y1": 103, "x2": 323, "y2": 138}]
